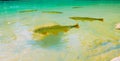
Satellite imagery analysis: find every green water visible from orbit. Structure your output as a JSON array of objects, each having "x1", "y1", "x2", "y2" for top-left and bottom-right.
[{"x1": 0, "y1": 1, "x2": 120, "y2": 61}]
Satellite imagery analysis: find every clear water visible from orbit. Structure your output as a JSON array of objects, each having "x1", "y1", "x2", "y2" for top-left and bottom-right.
[{"x1": 0, "y1": 1, "x2": 120, "y2": 61}]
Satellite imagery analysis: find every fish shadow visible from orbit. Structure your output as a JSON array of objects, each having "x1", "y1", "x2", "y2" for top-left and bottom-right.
[{"x1": 33, "y1": 32, "x2": 65, "y2": 49}]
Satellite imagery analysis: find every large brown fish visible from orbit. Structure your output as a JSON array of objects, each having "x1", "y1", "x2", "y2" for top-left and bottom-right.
[
  {"x1": 32, "y1": 23, "x2": 79, "y2": 40},
  {"x1": 69, "y1": 16, "x2": 103, "y2": 22},
  {"x1": 33, "y1": 23, "x2": 79, "y2": 35}
]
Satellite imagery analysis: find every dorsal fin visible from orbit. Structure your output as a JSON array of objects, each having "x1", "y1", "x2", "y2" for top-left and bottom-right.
[{"x1": 31, "y1": 22, "x2": 59, "y2": 31}]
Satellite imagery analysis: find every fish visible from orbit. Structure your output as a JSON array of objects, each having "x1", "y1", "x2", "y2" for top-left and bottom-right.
[
  {"x1": 69, "y1": 17, "x2": 103, "y2": 22},
  {"x1": 72, "y1": 6, "x2": 82, "y2": 9},
  {"x1": 33, "y1": 23, "x2": 79, "y2": 35},
  {"x1": 42, "y1": 11, "x2": 63, "y2": 14},
  {"x1": 19, "y1": 9, "x2": 38, "y2": 13}
]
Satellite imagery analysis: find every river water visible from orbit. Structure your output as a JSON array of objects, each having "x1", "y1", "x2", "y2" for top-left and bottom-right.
[{"x1": 0, "y1": 1, "x2": 120, "y2": 61}]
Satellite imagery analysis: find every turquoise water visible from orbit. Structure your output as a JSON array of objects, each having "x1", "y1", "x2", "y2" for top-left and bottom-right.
[
  {"x1": 0, "y1": 1, "x2": 120, "y2": 61},
  {"x1": 0, "y1": 1, "x2": 120, "y2": 14}
]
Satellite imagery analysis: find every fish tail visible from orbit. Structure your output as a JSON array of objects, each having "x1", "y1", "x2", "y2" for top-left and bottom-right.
[
  {"x1": 99, "y1": 18, "x2": 104, "y2": 22},
  {"x1": 74, "y1": 23, "x2": 80, "y2": 28}
]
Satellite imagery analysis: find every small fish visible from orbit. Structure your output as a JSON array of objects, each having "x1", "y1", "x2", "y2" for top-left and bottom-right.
[
  {"x1": 69, "y1": 17, "x2": 103, "y2": 22},
  {"x1": 33, "y1": 24, "x2": 79, "y2": 35},
  {"x1": 72, "y1": 6, "x2": 82, "y2": 9},
  {"x1": 19, "y1": 9, "x2": 38, "y2": 13},
  {"x1": 42, "y1": 11, "x2": 63, "y2": 14}
]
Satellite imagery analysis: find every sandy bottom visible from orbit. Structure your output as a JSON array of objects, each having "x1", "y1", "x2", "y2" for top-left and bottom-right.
[{"x1": 0, "y1": 4, "x2": 120, "y2": 61}]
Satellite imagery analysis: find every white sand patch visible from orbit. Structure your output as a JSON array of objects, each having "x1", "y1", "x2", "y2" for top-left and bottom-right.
[
  {"x1": 115, "y1": 23, "x2": 120, "y2": 29},
  {"x1": 111, "y1": 56, "x2": 120, "y2": 61}
]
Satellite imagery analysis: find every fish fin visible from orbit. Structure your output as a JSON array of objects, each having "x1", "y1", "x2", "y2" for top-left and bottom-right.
[
  {"x1": 81, "y1": 20, "x2": 86, "y2": 22},
  {"x1": 64, "y1": 29, "x2": 69, "y2": 32},
  {"x1": 32, "y1": 33, "x2": 45, "y2": 40},
  {"x1": 99, "y1": 18, "x2": 104, "y2": 22},
  {"x1": 116, "y1": 28, "x2": 120, "y2": 30},
  {"x1": 74, "y1": 23, "x2": 80, "y2": 28},
  {"x1": 41, "y1": 22, "x2": 59, "y2": 27},
  {"x1": 53, "y1": 32, "x2": 58, "y2": 35}
]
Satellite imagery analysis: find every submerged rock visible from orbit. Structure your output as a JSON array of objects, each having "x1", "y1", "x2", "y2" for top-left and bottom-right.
[{"x1": 115, "y1": 23, "x2": 120, "y2": 30}]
